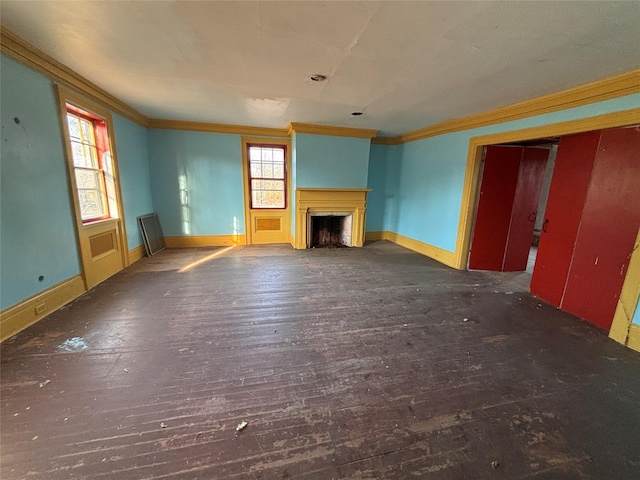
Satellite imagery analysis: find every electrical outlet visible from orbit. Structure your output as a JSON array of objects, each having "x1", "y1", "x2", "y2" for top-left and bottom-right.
[{"x1": 35, "y1": 303, "x2": 46, "y2": 315}]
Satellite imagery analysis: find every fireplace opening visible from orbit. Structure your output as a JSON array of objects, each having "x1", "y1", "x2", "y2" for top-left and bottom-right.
[{"x1": 309, "y1": 214, "x2": 353, "y2": 248}]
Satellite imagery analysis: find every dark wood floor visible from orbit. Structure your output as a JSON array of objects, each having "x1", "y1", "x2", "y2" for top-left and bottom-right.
[{"x1": 2, "y1": 241, "x2": 640, "y2": 479}]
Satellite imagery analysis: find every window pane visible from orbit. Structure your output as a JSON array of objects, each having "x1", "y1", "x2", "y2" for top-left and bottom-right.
[
  {"x1": 273, "y1": 164, "x2": 284, "y2": 179},
  {"x1": 262, "y1": 163, "x2": 274, "y2": 178},
  {"x1": 75, "y1": 168, "x2": 101, "y2": 189},
  {"x1": 250, "y1": 162, "x2": 262, "y2": 178},
  {"x1": 80, "y1": 118, "x2": 95, "y2": 145},
  {"x1": 251, "y1": 179, "x2": 284, "y2": 208},
  {"x1": 77, "y1": 189, "x2": 106, "y2": 220},
  {"x1": 273, "y1": 149, "x2": 284, "y2": 163},
  {"x1": 249, "y1": 147, "x2": 262, "y2": 161},
  {"x1": 67, "y1": 115, "x2": 81, "y2": 140},
  {"x1": 70, "y1": 141, "x2": 98, "y2": 168},
  {"x1": 262, "y1": 148, "x2": 273, "y2": 161}
]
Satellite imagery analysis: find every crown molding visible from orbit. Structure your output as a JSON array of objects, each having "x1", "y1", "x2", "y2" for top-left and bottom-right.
[
  {"x1": 389, "y1": 69, "x2": 640, "y2": 145},
  {"x1": 287, "y1": 122, "x2": 377, "y2": 139},
  {"x1": 371, "y1": 136, "x2": 403, "y2": 145},
  {"x1": 1, "y1": 26, "x2": 148, "y2": 126},
  {"x1": 148, "y1": 118, "x2": 288, "y2": 137}
]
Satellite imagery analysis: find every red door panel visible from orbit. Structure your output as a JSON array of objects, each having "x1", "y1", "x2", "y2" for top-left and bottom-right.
[
  {"x1": 561, "y1": 126, "x2": 640, "y2": 329},
  {"x1": 530, "y1": 131, "x2": 600, "y2": 306},
  {"x1": 503, "y1": 147, "x2": 549, "y2": 271},
  {"x1": 469, "y1": 146, "x2": 523, "y2": 270}
]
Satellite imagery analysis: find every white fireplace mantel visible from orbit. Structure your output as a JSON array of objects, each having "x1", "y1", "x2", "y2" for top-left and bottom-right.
[{"x1": 294, "y1": 188, "x2": 371, "y2": 249}]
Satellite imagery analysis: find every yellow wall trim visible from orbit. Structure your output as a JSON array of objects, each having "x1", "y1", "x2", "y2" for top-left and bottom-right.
[
  {"x1": 609, "y1": 228, "x2": 640, "y2": 346},
  {"x1": 366, "y1": 231, "x2": 456, "y2": 268},
  {"x1": 1, "y1": 26, "x2": 147, "y2": 126},
  {"x1": 287, "y1": 122, "x2": 378, "y2": 139},
  {"x1": 128, "y1": 244, "x2": 146, "y2": 265},
  {"x1": 164, "y1": 235, "x2": 247, "y2": 248},
  {"x1": 149, "y1": 119, "x2": 289, "y2": 138},
  {"x1": 0, "y1": 275, "x2": 86, "y2": 343},
  {"x1": 627, "y1": 324, "x2": 640, "y2": 353},
  {"x1": 373, "y1": 69, "x2": 640, "y2": 145},
  {"x1": 371, "y1": 136, "x2": 403, "y2": 145}
]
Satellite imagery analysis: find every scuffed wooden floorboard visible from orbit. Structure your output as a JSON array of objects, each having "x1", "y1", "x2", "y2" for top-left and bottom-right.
[{"x1": 2, "y1": 242, "x2": 640, "y2": 479}]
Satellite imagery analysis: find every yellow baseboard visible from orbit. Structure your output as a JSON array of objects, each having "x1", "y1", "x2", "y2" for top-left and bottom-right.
[
  {"x1": 164, "y1": 235, "x2": 247, "y2": 248},
  {"x1": 366, "y1": 231, "x2": 457, "y2": 268},
  {"x1": 128, "y1": 244, "x2": 146, "y2": 264},
  {"x1": 0, "y1": 275, "x2": 86, "y2": 342},
  {"x1": 627, "y1": 324, "x2": 640, "y2": 353},
  {"x1": 365, "y1": 231, "x2": 386, "y2": 242}
]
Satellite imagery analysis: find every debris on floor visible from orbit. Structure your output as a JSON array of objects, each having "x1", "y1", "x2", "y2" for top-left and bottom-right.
[
  {"x1": 160, "y1": 422, "x2": 168, "y2": 428},
  {"x1": 236, "y1": 420, "x2": 248, "y2": 432},
  {"x1": 463, "y1": 318, "x2": 469, "y2": 322},
  {"x1": 39, "y1": 380, "x2": 51, "y2": 388},
  {"x1": 491, "y1": 461, "x2": 499, "y2": 469}
]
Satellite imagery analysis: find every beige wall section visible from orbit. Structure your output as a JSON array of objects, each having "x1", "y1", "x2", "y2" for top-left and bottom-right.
[{"x1": 0, "y1": 276, "x2": 86, "y2": 342}]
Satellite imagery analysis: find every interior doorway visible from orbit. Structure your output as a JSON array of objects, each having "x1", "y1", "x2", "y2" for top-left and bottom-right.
[
  {"x1": 467, "y1": 125, "x2": 640, "y2": 331},
  {"x1": 468, "y1": 141, "x2": 557, "y2": 283}
]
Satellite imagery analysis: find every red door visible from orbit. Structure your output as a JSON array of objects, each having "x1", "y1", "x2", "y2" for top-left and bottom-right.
[
  {"x1": 468, "y1": 146, "x2": 522, "y2": 270},
  {"x1": 503, "y1": 148, "x2": 549, "y2": 271},
  {"x1": 561, "y1": 126, "x2": 640, "y2": 329},
  {"x1": 530, "y1": 131, "x2": 601, "y2": 306}
]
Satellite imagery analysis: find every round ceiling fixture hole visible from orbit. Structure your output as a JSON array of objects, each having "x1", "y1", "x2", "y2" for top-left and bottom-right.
[{"x1": 310, "y1": 74, "x2": 327, "y2": 82}]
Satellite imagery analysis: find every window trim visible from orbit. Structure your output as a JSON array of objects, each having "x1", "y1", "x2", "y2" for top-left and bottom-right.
[
  {"x1": 55, "y1": 85, "x2": 127, "y2": 233},
  {"x1": 246, "y1": 142, "x2": 288, "y2": 210}
]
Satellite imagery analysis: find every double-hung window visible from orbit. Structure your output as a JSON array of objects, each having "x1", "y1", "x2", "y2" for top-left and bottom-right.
[
  {"x1": 248, "y1": 144, "x2": 287, "y2": 209},
  {"x1": 66, "y1": 105, "x2": 116, "y2": 222}
]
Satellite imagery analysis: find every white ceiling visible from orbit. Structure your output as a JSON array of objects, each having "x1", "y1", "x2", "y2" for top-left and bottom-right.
[{"x1": 2, "y1": 1, "x2": 639, "y2": 136}]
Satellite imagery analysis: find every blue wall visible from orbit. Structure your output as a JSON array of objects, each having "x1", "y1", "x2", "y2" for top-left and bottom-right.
[
  {"x1": 147, "y1": 129, "x2": 245, "y2": 236},
  {"x1": 366, "y1": 144, "x2": 402, "y2": 232},
  {"x1": 0, "y1": 56, "x2": 81, "y2": 309},
  {"x1": 371, "y1": 93, "x2": 640, "y2": 253},
  {"x1": 294, "y1": 134, "x2": 371, "y2": 188},
  {"x1": 0, "y1": 54, "x2": 155, "y2": 311},
  {"x1": 112, "y1": 114, "x2": 154, "y2": 248},
  {"x1": 633, "y1": 302, "x2": 640, "y2": 326}
]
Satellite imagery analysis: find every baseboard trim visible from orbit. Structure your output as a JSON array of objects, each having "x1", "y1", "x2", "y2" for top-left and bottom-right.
[
  {"x1": 366, "y1": 231, "x2": 457, "y2": 268},
  {"x1": 0, "y1": 275, "x2": 86, "y2": 342},
  {"x1": 164, "y1": 235, "x2": 247, "y2": 248},
  {"x1": 128, "y1": 244, "x2": 146, "y2": 264},
  {"x1": 627, "y1": 324, "x2": 640, "y2": 353}
]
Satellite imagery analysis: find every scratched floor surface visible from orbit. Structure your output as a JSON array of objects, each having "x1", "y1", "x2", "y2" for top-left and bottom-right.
[{"x1": 2, "y1": 241, "x2": 640, "y2": 479}]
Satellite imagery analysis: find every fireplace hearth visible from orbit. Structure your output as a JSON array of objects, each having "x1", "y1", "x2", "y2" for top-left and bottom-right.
[{"x1": 310, "y1": 214, "x2": 353, "y2": 247}]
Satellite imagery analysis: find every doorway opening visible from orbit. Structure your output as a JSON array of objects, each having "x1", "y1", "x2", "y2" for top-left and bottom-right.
[
  {"x1": 467, "y1": 125, "x2": 640, "y2": 332},
  {"x1": 468, "y1": 139, "x2": 558, "y2": 291}
]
